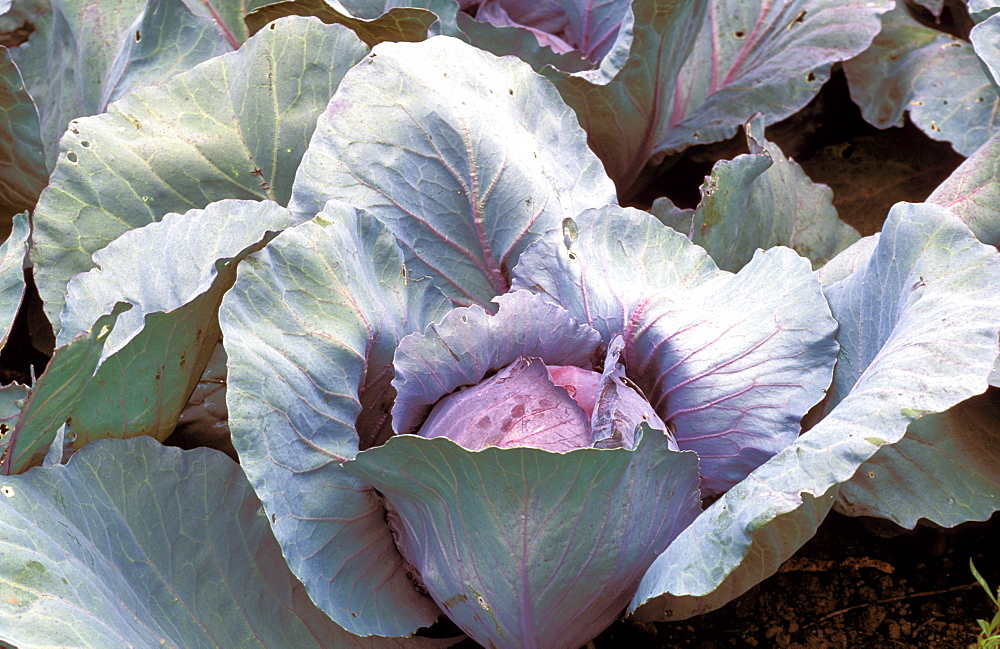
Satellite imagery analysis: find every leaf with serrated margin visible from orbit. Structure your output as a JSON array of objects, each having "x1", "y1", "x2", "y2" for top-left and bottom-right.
[
  {"x1": 653, "y1": 114, "x2": 858, "y2": 272},
  {"x1": 55, "y1": 200, "x2": 295, "y2": 449},
  {"x1": 290, "y1": 36, "x2": 616, "y2": 309},
  {"x1": 0, "y1": 49, "x2": 46, "y2": 223},
  {"x1": 220, "y1": 200, "x2": 453, "y2": 637},
  {"x1": 246, "y1": 0, "x2": 454, "y2": 46},
  {"x1": 346, "y1": 428, "x2": 700, "y2": 649},
  {"x1": 0, "y1": 436, "x2": 452, "y2": 649},
  {"x1": 0, "y1": 212, "x2": 28, "y2": 351},
  {"x1": 843, "y1": 5, "x2": 999, "y2": 155},
  {"x1": 837, "y1": 390, "x2": 1000, "y2": 528},
  {"x1": 0, "y1": 305, "x2": 129, "y2": 475},
  {"x1": 628, "y1": 203, "x2": 1000, "y2": 621},
  {"x1": 30, "y1": 17, "x2": 369, "y2": 333}
]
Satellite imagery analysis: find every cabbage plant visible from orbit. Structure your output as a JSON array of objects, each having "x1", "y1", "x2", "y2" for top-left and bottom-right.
[{"x1": 0, "y1": 6, "x2": 999, "y2": 649}]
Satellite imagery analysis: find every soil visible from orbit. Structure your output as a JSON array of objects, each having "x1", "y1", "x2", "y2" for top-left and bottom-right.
[{"x1": 591, "y1": 512, "x2": 999, "y2": 649}]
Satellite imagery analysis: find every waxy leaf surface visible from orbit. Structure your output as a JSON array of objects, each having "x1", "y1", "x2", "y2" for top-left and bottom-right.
[
  {"x1": 0, "y1": 48, "x2": 46, "y2": 221},
  {"x1": 290, "y1": 36, "x2": 616, "y2": 308},
  {"x1": 629, "y1": 203, "x2": 1000, "y2": 620},
  {"x1": 843, "y1": 5, "x2": 1000, "y2": 155},
  {"x1": 56, "y1": 199, "x2": 296, "y2": 447},
  {"x1": 0, "y1": 212, "x2": 28, "y2": 351},
  {"x1": 220, "y1": 202, "x2": 452, "y2": 637},
  {"x1": 653, "y1": 114, "x2": 858, "y2": 272},
  {"x1": 346, "y1": 430, "x2": 701, "y2": 649},
  {"x1": 31, "y1": 17, "x2": 369, "y2": 330},
  {"x1": 929, "y1": 132, "x2": 1000, "y2": 247},
  {"x1": 514, "y1": 205, "x2": 839, "y2": 493},
  {"x1": 392, "y1": 290, "x2": 602, "y2": 436},
  {"x1": 0, "y1": 436, "x2": 450, "y2": 649},
  {"x1": 837, "y1": 391, "x2": 1000, "y2": 528}
]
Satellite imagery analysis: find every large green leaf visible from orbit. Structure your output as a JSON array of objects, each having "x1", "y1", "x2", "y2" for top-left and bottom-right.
[
  {"x1": 346, "y1": 429, "x2": 700, "y2": 649},
  {"x1": 843, "y1": 5, "x2": 1000, "y2": 155},
  {"x1": 0, "y1": 48, "x2": 46, "y2": 224},
  {"x1": 220, "y1": 201, "x2": 453, "y2": 637},
  {"x1": 0, "y1": 305, "x2": 128, "y2": 475},
  {"x1": 652, "y1": 114, "x2": 858, "y2": 272},
  {"x1": 929, "y1": 132, "x2": 1000, "y2": 247},
  {"x1": 290, "y1": 35, "x2": 616, "y2": 309},
  {"x1": 55, "y1": 199, "x2": 296, "y2": 448},
  {"x1": 837, "y1": 390, "x2": 1000, "y2": 528},
  {"x1": 0, "y1": 436, "x2": 451, "y2": 649},
  {"x1": 30, "y1": 16, "x2": 369, "y2": 332},
  {"x1": 9, "y1": 0, "x2": 245, "y2": 170},
  {"x1": 629, "y1": 203, "x2": 1000, "y2": 620},
  {"x1": 0, "y1": 212, "x2": 28, "y2": 351}
]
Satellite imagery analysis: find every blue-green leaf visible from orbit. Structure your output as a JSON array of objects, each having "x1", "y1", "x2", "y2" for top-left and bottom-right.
[
  {"x1": 629, "y1": 203, "x2": 1000, "y2": 620},
  {"x1": 345, "y1": 428, "x2": 700, "y2": 649},
  {"x1": 0, "y1": 49, "x2": 46, "y2": 220},
  {"x1": 55, "y1": 199, "x2": 296, "y2": 447},
  {"x1": 0, "y1": 436, "x2": 450, "y2": 649},
  {"x1": 653, "y1": 114, "x2": 858, "y2": 272},
  {"x1": 220, "y1": 201, "x2": 452, "y2": 637},
  {"x1": 0, "y1": 212, "x2": 28, "y2": 351},
  {"x1": 843, "y1": 5, "x2": 1000, "y2": 155},
  {"x1": 289, "y1": 35, "x2": 616, "y2": 308},
  {"x1": 30, "y1": 16, "x2": 368, "y2": 332},
  {"x1": 838, "y1": 391, "x2": 1000, "y2": 528}
]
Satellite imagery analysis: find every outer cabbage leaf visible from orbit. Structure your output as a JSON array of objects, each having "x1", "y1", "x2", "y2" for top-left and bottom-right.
[
  {"x1": 0, "y1": 436, "x2": 450, "y2": 649},
  {"x1": 970, "y1": 0, "x2": 1000, "y2": 22},
  {"x1": 547, "y1": 0, "x2": 890, "y2": 196},
  {"x1": 0, "y1": 212, "x2": 28, "y2": 351},
  {"x1": 220, "y1": 201, "x2": 452, "y2": 637},
  {"x1": 0, "y1": 306, "x2": 129, "y2": 475},
  {"x1": 30, "y1": 17, "x2": 369, "y2": 331},
  {"x1": 973, "y1": 12, "x2": 1000, "y2": 86},
  {"x1": 658, "y1": 0, "x2": 890, "y2": 156},
  {"x1": 392, "y1": 290, "x2": 602, "y2": 436},
  {"x1": 53, "y1": 200, "x2": 296, "y2": 450},
  {"x1": 345, "y1": 429, "x2": 700, "y2": 649},
  {"x1": 0, "y1": 48, "x2": 46, "y2": 223},
  {"x1": 629, "y1": 202, "x2": 1000, "y2": 620},
  {"x1": 245, "y1": 0, "x2": 455, "y2": 45},
  {"x1": 836, "y1": 390, "x2": 1000, "y2": 528},
  {"x1": 929, "y1": 132, "x2": 1000, "y2": 247},
  {"x1": 652, "y1": 114, "x2": 858, "y2": 272},
  {"x1": 513, "y1": 206, "x2": 838, "y2": 494},
  {"x1": 290, "y1": 36, "x2": 616, "y2": 309},
  {"x1": 10, "y1": 0, "x2": 242, "y2": 170},
  {"x1": 843, "y1": 5, "x2": 1000, "y2": 155}
]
